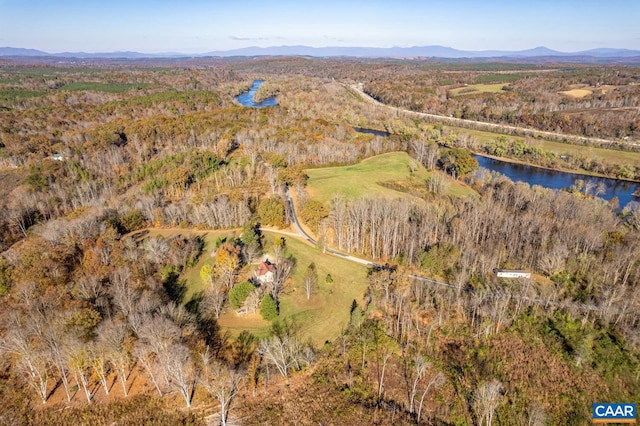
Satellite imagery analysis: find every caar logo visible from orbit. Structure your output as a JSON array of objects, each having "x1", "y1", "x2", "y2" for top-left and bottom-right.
[{"x1": 592, "y1": 403, "x2": 636, "y2": 423}]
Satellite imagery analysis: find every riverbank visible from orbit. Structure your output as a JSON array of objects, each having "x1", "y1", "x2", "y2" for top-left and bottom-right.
[{"x1": 474, "y1": 151, "x2": 640, "y2": 184}]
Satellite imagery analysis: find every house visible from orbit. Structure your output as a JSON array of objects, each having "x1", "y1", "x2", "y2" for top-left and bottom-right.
[
  {"x1": 254, "y1": 258, "x2": 276, "y2": 284},
  {"x1": 493, "y1": 269, "x2": 531, "y2": 279}
]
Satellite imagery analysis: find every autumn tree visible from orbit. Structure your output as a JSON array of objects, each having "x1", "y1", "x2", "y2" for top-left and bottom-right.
[
  {"x1": 299, "y1": 200, "x2": 330, "y2": 233},
  {"x1": 439, "y1": 147, "x2": 478, "y2": 178},
  {"x1": 257, "y1": 196, "x2": 286, "y2": 228},
  {"x1": 214, "y1": 242, "x2": 242, "y2": 289}
]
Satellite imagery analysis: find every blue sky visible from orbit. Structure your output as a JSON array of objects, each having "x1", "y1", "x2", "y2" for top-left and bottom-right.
[{"x1": 1, "y1": 0, "x2": 638, "y2": 53}]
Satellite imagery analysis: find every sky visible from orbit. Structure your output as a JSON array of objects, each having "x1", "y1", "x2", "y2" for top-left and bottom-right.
[{"x1": 1, "y1": 0, "x2": 639, "y2": 53}]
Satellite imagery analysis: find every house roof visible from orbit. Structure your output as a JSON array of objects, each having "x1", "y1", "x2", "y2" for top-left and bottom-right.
[{"x1": 257, "y1": 260, "x2": 276, "y2": 276}]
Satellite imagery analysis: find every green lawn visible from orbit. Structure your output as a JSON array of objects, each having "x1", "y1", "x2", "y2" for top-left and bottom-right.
[
  {"x1": 216, "y1": 232, "x2": 369, "y2": 345},
  {"x1": 147, "y1": 227, "x2": 369, "y2": 345},
  {"x1": 305, "y1": 151, "x2": 474, "y2": 204}
]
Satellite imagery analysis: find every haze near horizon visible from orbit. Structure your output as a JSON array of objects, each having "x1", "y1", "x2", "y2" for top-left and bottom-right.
[{"x1": 1, "y1": 0, "x2": 638, "y2": 53}]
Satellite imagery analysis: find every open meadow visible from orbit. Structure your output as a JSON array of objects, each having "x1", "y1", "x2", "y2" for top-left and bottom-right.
[{"x1": 305, "y1": 151, "x2": 475, "y2": 204}]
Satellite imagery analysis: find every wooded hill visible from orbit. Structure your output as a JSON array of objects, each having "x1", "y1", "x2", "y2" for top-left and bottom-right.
[{"x1": 0, "y1": 59, "x2": 638, "y2": 425}]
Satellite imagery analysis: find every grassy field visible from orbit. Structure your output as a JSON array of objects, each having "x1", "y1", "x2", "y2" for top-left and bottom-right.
[
  {"x1": 0, "y1": 87, "x2": 47, "y2": 104},
  {"x1": 559, "y1": 88, "x2": 593, "y2": 98},
  {"x1": 60, "y1": 82, "x2": 152, "y2": 93},
  {"x1": 444, "y1": 125, "x2": 640, "y2": 168},
  {"x1": 305, "y1": 151, "x2": 474, "y2": 204},
  {"x1": 216, "y1": 232, "x2": 369, "y2": 345},
  {"x1": 144, "y1": 228, "x2": 369, "y2": 345},
  {"x1": 449, "y1": 83, "x2": 507, "y2": 96}
]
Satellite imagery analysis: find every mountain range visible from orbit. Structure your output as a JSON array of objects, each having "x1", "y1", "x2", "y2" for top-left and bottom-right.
[{"x1": 1, "y1": 45, "x2": 639, "y2": 59}]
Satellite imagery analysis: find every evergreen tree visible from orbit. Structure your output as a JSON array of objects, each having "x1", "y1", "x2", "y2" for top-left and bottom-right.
[{"x1": 260, "y1": 294, "x2": 278, "y2": 321}]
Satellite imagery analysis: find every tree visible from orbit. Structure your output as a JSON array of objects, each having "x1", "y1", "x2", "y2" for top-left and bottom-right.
[
  {"x1": 299, "y1": 200, "x2": 330, "y2": 233},
  {"x1": 2, "y1": 327, "x2": 50, "y2": 404},
  {"x1": 270, "y1": 258, "x2": 294, "y2": 301},
  {"x1": 440, "y1": 147, "x2": 479, "y2": 178},
  {"x1": 240, "y1": 220, "x2": 262, "y2": 249},
  {"x1": 258, "y1": 320, "x2": 313, "y2": 383},
  {"x1": 214, "y1": 242, "x2": 242, "y2": 289},
  {"x1": 241, "y1": 220, "x2": 263, "y2": 264},
  {"x1": 303, "y1": 263, "x2": 318, "y2": 300},
  {"x1": 66, "y1": 340, "x2": 93, "y2": 403},
  {"x1": 258, "y1": 196, "x2": 286, "y2": 228},
  {"x1": 474, "y1": 379, "x2": 504, "y2": 426},
  {"x1": 200, "y1": 349, "x2": 243, "y2": 426},
  {"x1": 159, "y1": 343, "x2": 197, "y2": 408},
  {"x1": 96, "y1": 318, "x2": 132, "y2": 397},
  {"x1": 229, "y1": 281, "x2": 255, "y2": 309},
  {"x1": 260, "y1": 294, "x2": 278, "y2": 321},
  {"x1": 200, "y1": 263, "x2": 215, "y2": 286}
]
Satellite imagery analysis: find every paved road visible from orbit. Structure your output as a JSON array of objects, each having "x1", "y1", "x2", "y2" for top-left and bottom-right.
[{"x1": 348, "y1": 84, "x2": 640, "y2": 149}]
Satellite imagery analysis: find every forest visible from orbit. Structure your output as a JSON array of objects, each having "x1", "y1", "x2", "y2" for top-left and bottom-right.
[{"x1": 0, "y1": 57, "x2": 639, "y2": 425}]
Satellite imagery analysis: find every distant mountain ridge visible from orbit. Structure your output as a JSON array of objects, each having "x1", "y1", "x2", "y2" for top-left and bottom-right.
[{"x1": 2, "y1": 45, "x2": 639, "y2": 59}]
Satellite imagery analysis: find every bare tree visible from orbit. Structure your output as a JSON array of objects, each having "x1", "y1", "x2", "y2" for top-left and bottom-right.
[
  {"x1": 259, "y1": 322, "x2": 312, "y2": 383},
  {"x1": 269, "y1": 258, "x2": 294, "y2": 301},
  {"x1": 42, "y1": 321, "x2": 73, "y2": 402},
  {"x1": 202, "y1": 279, "x2": 226, "y2": 319},
  {"x1": 474, "y1": 379, "x2": 504, "y2": 426},
  {"x1": 527, "y1": 404, "x2": 548, "y2": 426},
  {"x1": 159, "y1": 343, "x2": 197, "y2": 408},
  {"x1": 135, "y1": 315, "x2": 181, "y2": 396},
  {"x1": 2, "y1": 329, "x2": 50, "y2": 404},
  {"x1": 303, "y1": 262, "x2": 318, "y2": 300},
  {"x1": 200, "y1": 349, "x2": 243, "y2": 426},
  {"x1": 416, "y1": 371, "x2": 445, "y2": 422},
  {"x1": 96, "y1": 319, "x2": 132, "y2": 397}
]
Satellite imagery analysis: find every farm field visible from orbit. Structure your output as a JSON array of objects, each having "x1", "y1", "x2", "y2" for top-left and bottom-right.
[
  {"x1": 60, "y1": 81, "x2": 153, "y2": 93},
  {"x1": 448, "y1": 83, "x2": 507, "y2": 96},
  {"x1": 305, "y1": 151, "x2": 475, "y2": 204},
  {"x1": 444, "y1": 125, "x2": 640, "y2": 169}
]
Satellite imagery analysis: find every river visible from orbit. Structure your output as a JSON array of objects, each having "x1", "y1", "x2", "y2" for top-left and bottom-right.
[
  {"x1": 236, "y1": 80, "x2": 278, "y2": 108},
  {"x1": 475, "y1": 155, "x2": 639, "y2": 209}
]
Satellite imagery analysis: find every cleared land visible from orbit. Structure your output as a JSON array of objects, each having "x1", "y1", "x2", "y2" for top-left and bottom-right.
[
  {"x1": 449, "y1": 83, "x2": 507, "y2": 96},
  {"x1": 217, "y1": 231, "x2": 369, "y2": 344},
  {"x1": 60, "y1": 82, "x2": 152, "y2": 93},
  {"x1": 559, "y1": 88, "x2": 593, "y2": 98},
  {"x1": 305, "y1": 151, "x2": 474, "y2": 204},
  {"x1": 443, "y1": 125, "x2": 640, "y2": 169},
  {"x1": 146, "y1": 227, "x2": 369, "y2": 345}
]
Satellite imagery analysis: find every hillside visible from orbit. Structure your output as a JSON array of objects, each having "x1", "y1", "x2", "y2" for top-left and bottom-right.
[{"x1": 0, "y1": 59, "x2": 638, "y2": 425}]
